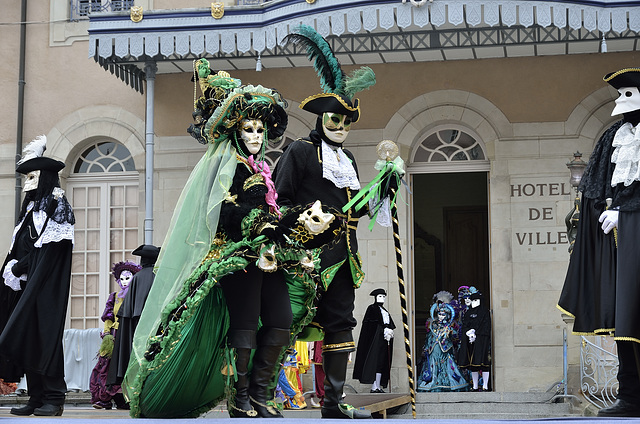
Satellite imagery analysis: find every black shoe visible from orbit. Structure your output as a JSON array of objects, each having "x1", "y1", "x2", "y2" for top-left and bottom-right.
[
  {"x1": 598, "y1": 399, "x2": 640, "y2": 417},
  {"x1": 33, "y1": 404, "x2": 64, "y2": 416},
  {"x1": 370, "y1": 388, "x2": 385, "y2": 394},
  {"x1": 321, "y1": 402, "x2": 372, "y2": 419},
  {"x1": 10, "y1": 404, "x2": 41, "y2": 416}
]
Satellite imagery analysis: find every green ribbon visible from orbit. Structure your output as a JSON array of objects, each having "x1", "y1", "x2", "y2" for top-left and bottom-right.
[{"x1": 342, "y1": 160, "x2": 404, "y2": 230}]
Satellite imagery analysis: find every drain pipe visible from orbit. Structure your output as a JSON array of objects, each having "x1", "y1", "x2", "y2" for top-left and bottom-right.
[
  {"x1": 14, "y1": 0, "x2": 28, "y2": 221},
  {"x1": 143, "y1": 61, "x2": 157, "y2": 245}
]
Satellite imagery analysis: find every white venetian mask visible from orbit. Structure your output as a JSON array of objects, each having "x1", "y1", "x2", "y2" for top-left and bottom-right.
[
  {"x1": 612, "y1": 87, "x2": 640, "y2": 116},
  {"x1": 471, "y1": 298, "x2": 480, "y2": 308},
  {"x1": 322, "y1": 112, "x2": 351, "y2": 144},
  {"x1": 23, "y1": 170, "x2": 40, "y2": 193},
  {"x1": 240, "y1": 119, "x2": 264, "y2": 155},
  {"x1": 376, "y1": 294, "x2": 386, "y2": 304},
  {"x1": 119, "y1": 270, "x2": 133, "y2": 288}
]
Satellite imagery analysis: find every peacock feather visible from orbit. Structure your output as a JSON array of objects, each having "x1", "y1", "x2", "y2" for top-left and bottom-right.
[{"x1": 285, "y1": 25, "x2": 345, "y2": 95}]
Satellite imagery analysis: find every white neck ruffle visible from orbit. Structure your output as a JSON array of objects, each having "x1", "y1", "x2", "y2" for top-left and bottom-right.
[
  {"x1": 321, "y1": 141, "x2": 360, "y2": 190},
  {"x1": 611, "y1": 122, "x2": 640, "y2": 187}
]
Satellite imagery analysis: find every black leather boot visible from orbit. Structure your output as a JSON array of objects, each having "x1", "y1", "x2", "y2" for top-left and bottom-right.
[
  {"x1": 10, "y1": 402, "x2": 42, "y2": 416},
  {"x1": 598, "y1": 399, "x2": 640, "y2": 417},
  {"x1": 321, "y1": 331, "x2": 371, "y2": 419},
  {"x1": 33, "y1": 404, "x2": 64, "y2": 416},
  {"x1": 228, "y1": 330, "x2": 258, "y2": 418},
  {"x1": 249, "y1": 327, "x2": 290, "y2": 418}
]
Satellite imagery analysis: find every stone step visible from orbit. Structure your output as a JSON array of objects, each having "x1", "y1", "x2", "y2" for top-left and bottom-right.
[{"x1": 391, "y1": 391, "x2": 581, "y2": 420}]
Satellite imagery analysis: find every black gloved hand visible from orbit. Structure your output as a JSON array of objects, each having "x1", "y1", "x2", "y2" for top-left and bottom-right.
[{"x1": 259, "y1": 222, "x2": 286, "y2": 244}]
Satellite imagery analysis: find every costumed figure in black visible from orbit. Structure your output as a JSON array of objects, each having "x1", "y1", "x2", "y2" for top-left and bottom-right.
[
  {"x1": 353, "y1": 288, "x2": 395, "y2": 393},
  {"x1": 274, "y1": 24, "x2": 377, "y2": 419},
  {"x1": 123, "y1": 60, "x2": 337, "y2": 419},
  {"x1": 107, "y1": 244, "x2": 159, "y2": 389},
  {"x1": 457, "y1": 288, "x2": 491, "y2": 391},
  {"x1": 417, "y1": 301, "x2": 468, "y2": 392},
  {"x1": 90, "y1": 260, "x2": 141, "y2": 409},
  {"x1": 0, "y1": 136, "x2": 74, "y2": 417},
  {"x1": 558, "y1": 68, "x2": 640, "y2": 417}
]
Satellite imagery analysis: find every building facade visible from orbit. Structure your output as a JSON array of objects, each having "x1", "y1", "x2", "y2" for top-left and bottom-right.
[{"x1": 3, "y1": 0, "x2": 640, "y2": 397}]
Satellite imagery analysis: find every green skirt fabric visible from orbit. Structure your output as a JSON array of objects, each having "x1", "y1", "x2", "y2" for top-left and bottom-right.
[{"x1": 125, "y1": 235, "x2": 320, "y2": 418}]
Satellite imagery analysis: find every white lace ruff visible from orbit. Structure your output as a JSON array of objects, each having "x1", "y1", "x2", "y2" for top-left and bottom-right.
[
  {"x1": 611, "y1": 122, "x2": 640, "y2": 187},
  {"x1": 33, "y1": 211, "x2": 75, "y2": 247},
  {"x1": 380, "y1": 305, "x2": 390, "y2": 325},
  {"x1": 321, "y1": 141, "x2": 361, "y2": 190},
  {"x1": 9, "y1": 203, "x2": 74, "y2": 250}
]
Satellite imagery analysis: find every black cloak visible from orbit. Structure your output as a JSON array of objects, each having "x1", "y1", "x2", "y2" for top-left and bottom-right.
[
  {"x1": 352, "y1": 303, "x2": 395, "y2": 387},
  {"x1": 559, "y1": 118, "x2": 640, "y2": 342},
  {"x1": 0, "y1": 194, "x2": 74, "y2": 381},
  {"x1": 457, "y1": 303, "x2": 491, "y2": 372}
]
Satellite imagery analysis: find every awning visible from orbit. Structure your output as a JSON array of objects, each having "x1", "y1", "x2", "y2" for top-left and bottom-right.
[{"x1": 88, "y1": 0, "x2": 640, "y2": 80}]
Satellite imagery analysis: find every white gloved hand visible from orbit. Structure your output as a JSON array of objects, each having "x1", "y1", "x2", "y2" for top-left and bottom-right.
[
  {"x1": 466, "y1": 328, "x2": 476, "y2": 343},
  {"x1": 383, "y1": 328, "x2": 394, "y2": 342},
  {"x1": 3, "y1": 259, "x2": 24, "y2": 292},
  {"x1": 599, "y1": 210, "x2": 619, "y2": 234}
]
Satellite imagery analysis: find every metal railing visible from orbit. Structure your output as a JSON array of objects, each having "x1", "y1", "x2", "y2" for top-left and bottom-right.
[
  {"x1": 580, "y1": 335, "x2": 618, "y2": 409},
  {"x1": 70, "y1": 0, "x2": 134, "y2": 21}
]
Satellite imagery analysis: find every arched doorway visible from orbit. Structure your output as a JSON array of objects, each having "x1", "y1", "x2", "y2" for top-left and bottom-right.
[
  {"x1": 410, "y1": 126, "x2": 491, "y2": 369},
  {"x1": 67, "y1": 141, "x2": 139, "y2": 329}
]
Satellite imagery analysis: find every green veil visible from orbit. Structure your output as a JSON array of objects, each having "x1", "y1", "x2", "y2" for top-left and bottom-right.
[{"x1": 122, "y1": 139, "x2": 237, "y2": 399}]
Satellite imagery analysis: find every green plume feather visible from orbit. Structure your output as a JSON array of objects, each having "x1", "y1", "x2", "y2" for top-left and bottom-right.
[
  {"x1": 344, "y1": 67, "x2": 376, "y2": 98},
  {"x1": 285, "y1": 25, "x2": 345, "y2": 95}
]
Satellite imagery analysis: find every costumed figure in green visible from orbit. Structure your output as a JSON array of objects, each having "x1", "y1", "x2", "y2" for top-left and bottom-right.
[{"x1": 123, "y1": 60, "x2": 341, "y2": 418}]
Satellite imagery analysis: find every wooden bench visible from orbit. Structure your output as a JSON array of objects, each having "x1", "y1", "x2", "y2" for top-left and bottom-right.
[{"x1": 343, "y1": 393, "x2": 411, "y2": 419}]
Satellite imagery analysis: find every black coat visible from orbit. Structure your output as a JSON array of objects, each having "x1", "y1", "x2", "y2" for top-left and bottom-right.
[
  {"x1": 0, "y1": 207, "x2": 73, "y2": 380},
  {"x1": 273, "y1": 132, "x2": 363, "y2": 269},
  {"x1": 559, "y1": 119, "x2": 640, "y2": 341},
  {"x1": 352, "y1": 303, "x2": 395, "y2": 387},
  {"x1": 457, "y1": 305, "x2": 491, "y2": 371}
]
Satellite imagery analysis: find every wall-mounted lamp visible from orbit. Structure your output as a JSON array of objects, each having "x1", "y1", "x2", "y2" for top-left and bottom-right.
[
  {"x1": 565, "y1": 151, "x2": 587, "y2": 253},
  {"x1": 256, "y1": 53, "x2": 262, "y2": 72}
]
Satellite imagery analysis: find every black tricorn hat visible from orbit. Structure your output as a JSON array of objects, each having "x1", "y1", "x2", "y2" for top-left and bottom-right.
[
  {"x1": 603, "y1": 68, "x2": 640, "y2": 89},
  {"x1": 16, "y1": 157, "x2": 65, "y2": 175},
  {"x1": 300, "y1": 93, "x2": 361, "y2": 123},
  {"x1": 470, "y1": 291, "x2": 483, "y2": 300},
  {"x1": 370, "y1": 288, "x2": 386, "y2": 297},
  {"x1": 132, "y1": 244, "x2": 161, "y2": 260}
]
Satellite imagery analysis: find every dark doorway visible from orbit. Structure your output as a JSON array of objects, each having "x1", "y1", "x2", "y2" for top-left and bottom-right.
[{"x1": 412, "y1": 172, "x2": 489, "y2": 359}]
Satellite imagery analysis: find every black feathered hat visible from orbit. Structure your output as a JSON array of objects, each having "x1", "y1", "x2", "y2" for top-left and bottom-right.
[
  {"x1": 301, "y1": 93, "x2": 360, "y2": 123},
  {"x1": 603, "y1": 68, "x2": 640, "y2": 89},
  {"x1": 132, "y1": 244, "x2": 161, "y2": 260},
  {"x1": 370, "y1": 288, "x2": 386, "y2": 297},
  {"x1": 16, "y1": 135, "x2": 65, "y2": 174},
  {"x1": 285, "y1": 25, "x2": 375, "y2": 124}
]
